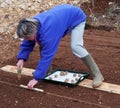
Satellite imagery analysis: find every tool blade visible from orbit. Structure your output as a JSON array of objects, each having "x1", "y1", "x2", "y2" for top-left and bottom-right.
[{"x1": 17, "y1": 68, "x2": 22, "y2": 80}]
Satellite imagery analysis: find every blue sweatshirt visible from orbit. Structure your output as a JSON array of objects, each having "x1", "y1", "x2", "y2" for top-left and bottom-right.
[{"x1": 17, "y1": 4, "x2": 86, "y2": 80}]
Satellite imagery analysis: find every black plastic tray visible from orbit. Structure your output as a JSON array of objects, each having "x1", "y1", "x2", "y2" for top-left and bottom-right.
[{"x1": 43, "y1": 69, "x2": 89, "y2": 86}]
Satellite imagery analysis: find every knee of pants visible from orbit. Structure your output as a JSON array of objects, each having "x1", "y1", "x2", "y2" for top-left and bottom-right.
[
  {"x1": 71, "y1": 43, "x2": 82, "y2": 52},
  {"x1": 71, "y1": 44, "x2": 89, "y2": 58}
]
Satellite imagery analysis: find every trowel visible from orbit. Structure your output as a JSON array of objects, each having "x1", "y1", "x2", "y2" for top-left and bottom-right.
[{"x1": 17, "y1": 68, "x2": 22, "y2": 80}]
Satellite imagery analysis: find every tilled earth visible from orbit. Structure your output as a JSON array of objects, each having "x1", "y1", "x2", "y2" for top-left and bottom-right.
[
  {"x1": 0, "y1": 0, "x2": 120, "y2": 108},
  {"x1": 0, "y1": 29, "x2": 120, "y2": 108}
]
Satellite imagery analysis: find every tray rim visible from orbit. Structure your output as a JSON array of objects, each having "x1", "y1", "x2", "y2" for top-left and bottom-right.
[{"x1": 43, "y1": 69, "x2": 90, "y2": 86}]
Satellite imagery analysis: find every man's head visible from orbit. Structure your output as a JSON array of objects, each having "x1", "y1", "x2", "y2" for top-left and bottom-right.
[{"x1": 17, "y1": 18, "x2": 39, "y2": 40}]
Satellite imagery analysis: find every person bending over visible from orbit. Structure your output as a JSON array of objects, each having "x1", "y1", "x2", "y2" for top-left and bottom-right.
[{"x1": 16, "y1": 4, "x2": 104, "y2": 89}]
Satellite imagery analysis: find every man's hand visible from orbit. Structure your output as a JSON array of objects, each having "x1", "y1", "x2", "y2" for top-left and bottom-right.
[
  {"x1": 17, "y1": 59, "x2": 24, "y2": 69},
  {"x1": 27, "y1": 79, "x2": 38, "y2": 89}
]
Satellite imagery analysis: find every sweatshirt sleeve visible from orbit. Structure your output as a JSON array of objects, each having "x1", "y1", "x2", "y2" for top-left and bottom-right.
[
  {"x1": 33, "y1": 37, "x2": 61, "y2": 80},
  {"x1": 17, "y1": 39, "x2": 35, "y2": 61}
]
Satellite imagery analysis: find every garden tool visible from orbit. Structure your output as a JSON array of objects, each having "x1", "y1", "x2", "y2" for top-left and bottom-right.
[
  {"x1": 81, "y1": 54, "x2": 104, "y2": 88},
  {"x1": 19, "y1": 84, "x2": 44, "y2": 92},
  {"x1": 17, "y1": 68, "x2": 22, "y2": 80}
]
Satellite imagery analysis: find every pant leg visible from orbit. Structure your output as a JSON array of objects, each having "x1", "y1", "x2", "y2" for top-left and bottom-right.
[{"x1": 71, "y1": 21, "x2": 89, "y2": 58}]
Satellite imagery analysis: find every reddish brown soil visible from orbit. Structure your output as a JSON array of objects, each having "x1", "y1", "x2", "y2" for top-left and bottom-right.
[
  {"x1": 0, "y1": 0, "x2": 120, "y2": 107},
  {"x1": 0, "y1": 29, "x2": 120, "y2": 108}
]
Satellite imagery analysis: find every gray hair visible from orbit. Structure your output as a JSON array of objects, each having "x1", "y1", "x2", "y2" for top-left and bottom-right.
[{"x1": 17, "y1": 18, "x2": 39, "y2": 38}]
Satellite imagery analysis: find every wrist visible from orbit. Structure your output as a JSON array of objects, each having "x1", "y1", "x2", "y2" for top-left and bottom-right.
[{"x1": 18, "y1": 58, "x2": 27, "y2": 61}]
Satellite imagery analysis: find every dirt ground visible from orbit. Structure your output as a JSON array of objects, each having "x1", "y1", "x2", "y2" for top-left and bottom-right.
[
  {"x1": 0, "y1": 29, "x2": 120, "y2": 108},
  {"x1": 0, "y1": 1, "x2": 120, "y2": 108}
]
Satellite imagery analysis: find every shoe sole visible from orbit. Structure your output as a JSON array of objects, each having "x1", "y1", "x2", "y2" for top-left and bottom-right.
[{"x1": 92, "y1": 78, "x2": 104, "y2": 88}]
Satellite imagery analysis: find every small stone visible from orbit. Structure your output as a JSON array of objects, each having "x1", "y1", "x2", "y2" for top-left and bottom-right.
[
  {"x1": 78, "y1": 74, "x2": 81, "y2": 77},
  {"x1": 54, "y1": 74, "x2": 58, "y2": 78},
  {"x1": 60, "y1": 71, "x2": 66, "y2": 76},
  {"x1": 49, "y1": 77, "x2": 52, "y2": 80},
  {"x1": 73, "y1": 73, "x2": 77, "y2": 77},
  {"x1": 15, "y1": 100, "x2": 18, "y2": 104},
  {"x1": 64, "y1": 78, "x2": 69, "y2": 83},
  {"x1": 75, "y1": 78, "x2": 79, "y2": 81},
  {"x1": 71, "y1": 80, "x2": 75, "y2": 84}
]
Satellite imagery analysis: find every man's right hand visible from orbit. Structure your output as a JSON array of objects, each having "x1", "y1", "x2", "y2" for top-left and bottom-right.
[{"x1": 17, "y1": 59, "x2": 24, "y2": 69}]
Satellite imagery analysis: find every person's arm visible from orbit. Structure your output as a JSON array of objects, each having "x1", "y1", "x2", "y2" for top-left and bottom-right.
[
  {"x1": 27, "y1": 37, "x2": 60, "y2": 89},
  {"x1": 17, "y1": 39, "x2": 36, "y2": 61},
  {"x1": 33, "y1": 37, "x2": 61, "y2": 80}
]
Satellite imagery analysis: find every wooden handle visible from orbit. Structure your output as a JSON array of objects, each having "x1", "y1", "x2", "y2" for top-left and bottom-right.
[{"x1": 19, "y1": 84, "x2": 44, "y2": 92}]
